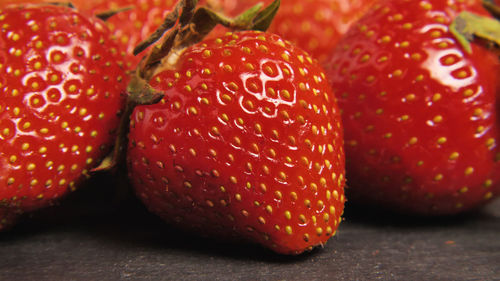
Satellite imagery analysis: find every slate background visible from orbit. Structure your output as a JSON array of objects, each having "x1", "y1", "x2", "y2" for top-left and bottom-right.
[{"x1": 1, "y1": 173, "x2": 499, "y2": 281}]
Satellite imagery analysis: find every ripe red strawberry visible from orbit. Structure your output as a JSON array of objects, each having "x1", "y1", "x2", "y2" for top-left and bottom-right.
[
  {"x1": 0, "y1": 4, "x2": 127, "y2": 230},
  {"x1": 325, "y1": 0, "x2": 500, "y2": 215},
  {"x1": 127, "y1": 29, "x2": 346, "y2": 254},
  {"x1": 214, "y1": 0, "x2": 378, "y2": 64}
]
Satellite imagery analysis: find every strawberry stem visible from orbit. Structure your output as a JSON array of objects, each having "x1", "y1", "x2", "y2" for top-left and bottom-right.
[
  {"x1": 232, "y1": 3, "x2": 265, "y2": 28},
  {"x1": 95, "y1": 6, "x2": 134, "y2": 22},
  {"x1": 139, "y1": 27, "x2": 181, "y2": 79},
  {"x1": 250, "y1": 0, "x2": 280, "y2": 31},
  {"x1": 45, "y1": 2, "x2": 76, "y2": 9},
  {"x1": 179, "y1": 0, "x2": 198, "y2": 26},
  {"x1": 93, "y1": 75, "x2": 164, "y2": 172},
  {"x1": 483, "y1": 0, "x2": 500, "y2": 19},
  {"x1": 134, "y1": 0, "x2": 280, "y2": 81},
  {"x1": 133, "y1": 0, "x2": 185, "y2": 56},
  {"x1": 127, "y1": 75, "x2": 165, "y2": 106}
]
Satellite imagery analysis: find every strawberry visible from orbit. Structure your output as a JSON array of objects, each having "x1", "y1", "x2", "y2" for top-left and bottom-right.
[
  {"x1": 213, "y1": 0, "x2": 378, "y2": 64},
  {"x1": 0, "y1": 4, "x2": 127, "y2": 230},
  {"x1": 325, "y1": 0, "x2": 500, "y2": 215},
  {"x1": 125, "y1": 1, "x2": 346, "y2": 254}
]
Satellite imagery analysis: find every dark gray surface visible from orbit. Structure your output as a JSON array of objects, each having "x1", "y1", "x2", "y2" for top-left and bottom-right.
[{"x1": 1, "y1": 174, "x2": 499, "y2": 281}]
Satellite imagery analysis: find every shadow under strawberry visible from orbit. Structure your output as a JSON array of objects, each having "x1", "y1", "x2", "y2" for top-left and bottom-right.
[
  {"x1": 342, "y1": 199, "x2": 500, "y2": 229},
  {"x1": 0, "y1": 173, "x2": 318, "y2": 263}
]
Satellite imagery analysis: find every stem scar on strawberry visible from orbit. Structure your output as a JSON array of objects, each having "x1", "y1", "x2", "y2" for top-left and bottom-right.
[
  {"x1": 325, "y1": 0, "x2": 500, "y2": 215},
  {"x1": 123, "y1": 0, "x2": 346, "y2": 254},
  {"x1": 0, "y1": 3, "x2": 127, "y2": 230}
]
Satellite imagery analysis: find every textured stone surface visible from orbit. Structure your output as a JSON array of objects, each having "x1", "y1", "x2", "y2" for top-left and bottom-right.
[{"x1": 1, "y1": 174, "x2": 499, "y2": 281}]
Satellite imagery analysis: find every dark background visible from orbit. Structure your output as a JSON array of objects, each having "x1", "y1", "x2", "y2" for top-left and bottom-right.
[{"x1": 1, "y1": 173, "x2": 499, "y2": 281}]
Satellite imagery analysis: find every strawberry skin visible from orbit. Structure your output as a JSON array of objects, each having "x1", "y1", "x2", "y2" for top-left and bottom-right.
[
  {"x1": 216, "y1": 0, "x2": 377, "y2": 64},
  {"x1": 325, "y1": 0, "x2": 500, "y2": 215},
  {"x1": 127, "y1": 31, "x2": 346, "y2": 254},
  {"x1": 0, "y1": 4, "x2": 127, "y2": 230}
]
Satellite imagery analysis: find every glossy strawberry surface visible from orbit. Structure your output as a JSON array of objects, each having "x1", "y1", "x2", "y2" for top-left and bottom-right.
[
  {"x1": 325, "y1": 0, "x2": 500, "y2": 215},
  {"x1": 127, "y1": 31, "x2": 345, "y2": 254},
  {"x1": 216, "y1": 0, "x2": 377, "y2": 64},
  {"x1": 0, "y1": 4, "x2": 127, "y2": 230}
]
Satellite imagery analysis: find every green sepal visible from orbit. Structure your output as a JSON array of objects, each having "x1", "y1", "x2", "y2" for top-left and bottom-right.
[
  {"x1": 251, "y1": 0, "x2": 280, "y2": 31},
  {"x1": 126, "y1": 75, "x2": 165, "y2": 106},
  {"x1": 183, "y1": 0, "x2": 278, "y2": 32},
  {"x1": 45, "y1": 2, "x2": 76, "y2": 9},
  {"x1": 179, "y1": 0, "x2": 199, "y2": 26},
  {"x1": 483, "y1": 0, "x2": 500, "y2": 20},
  {"x1": 232, "y1": 3, "x2": 265, "y2": 28},
  {"x1": 95, "y1": 6, "x2": 133, "y2": 22},
  {"x1": 133, "y1": 1, "x2": 183, "y2": 56},
  {"x1": 450, "y1": 11, "x2": 500, "y2": 54},
  {"x1": 92, "y1": 75, "x2": 164, "y2": 173},
  {"x1": 135, "y1": 0, "x2": 282, "y2": 81}
]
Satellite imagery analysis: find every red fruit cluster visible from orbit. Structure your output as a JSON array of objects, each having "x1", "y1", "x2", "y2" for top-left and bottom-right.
[
  {"x1": 0, "y1": 0, "x2": 347, "y2": 255},
  {"x1": 2, "y1": 0, "x2": 499, "y2": 256}
]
